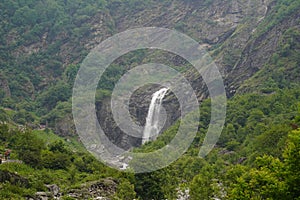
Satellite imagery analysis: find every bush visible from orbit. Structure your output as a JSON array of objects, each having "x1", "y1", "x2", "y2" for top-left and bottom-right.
[
  {"x1": 12, "y1": 130, "x2": 44, "y2": 167},
  {"x1": 41, "y1": 150, "x2": 71, "y2": 170}
]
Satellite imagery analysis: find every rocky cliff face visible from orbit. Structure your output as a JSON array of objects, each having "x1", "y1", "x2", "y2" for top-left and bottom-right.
[
  {"x1": 1, "y1": 0, "x2": 271, "y2": 98},
  {"x1": 231, "y1": 10, "x2": 300, "y2": 93},
  {"x1": 94, "y1": 0, "x2": 277, "y2": 149},
  {"x1": 96, "y1": 84, "x2": 181, "y2": 149},
  {"x1": 80, "y1": 0, "x2": 300, "y2": 149}
]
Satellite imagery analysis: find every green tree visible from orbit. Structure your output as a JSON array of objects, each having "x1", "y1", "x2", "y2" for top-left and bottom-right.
[
  {"x1": 48, "y1": 140, "x2": 69, "y2": 154},
  {"x1": 114, "y1": 179, "x2": 136, "y2": 200},
  {"x1": 41, "y1": 150, "x2": 71, "y2": 170},
  {"x1": 283, "y1": 129, "x2": 300, "y2": 199},
  {"x1": 0, "y1": 123, "x2": 11, "y2": 143},
  {"x1": 190, "y1": 165, "x2": 215, "y2": 200},
  {"x1": 134, "y1": 167, "x2": 177, "y2": 200},
  {"x1": 41, "y1": 140, "x2": 72, "y2": 170},
  {"x1": 36, "y1": 81, "x2": 71, "y2": 112},
  {"x1": 227, "y1": 155, "x2": 288, "y2": 200},
  {"x1": 253, "y1": 124, "x2": 290, "y2": 157},
  {"x1": 12, "y1": 6, "x2": 37, "y2": 25},
  {"x1": 12, "y1": 130, "x2": 44, "y2": 167}
]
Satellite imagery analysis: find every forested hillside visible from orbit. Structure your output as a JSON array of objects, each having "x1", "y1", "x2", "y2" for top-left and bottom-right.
[
  {"x1": 132, "y1": 88, "x2": 300, "y2": 199},
  {"x1": 0, "y1": 0, "x2": 300, "y2": 199}
]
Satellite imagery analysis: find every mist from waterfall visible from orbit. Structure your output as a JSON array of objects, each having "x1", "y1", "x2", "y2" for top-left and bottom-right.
[{"x1": 142, "y1": 88, "x2": 168, "y2": 144}]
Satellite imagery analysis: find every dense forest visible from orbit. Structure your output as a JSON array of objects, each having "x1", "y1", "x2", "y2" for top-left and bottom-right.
[{"x1": 0, "y1": 0, "x2": 300, "y2": 199}]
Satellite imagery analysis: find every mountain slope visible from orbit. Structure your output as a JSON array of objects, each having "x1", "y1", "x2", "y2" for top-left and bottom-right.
[{"x1": 0, "y1": 0, "x2": 300, "y2": 199}]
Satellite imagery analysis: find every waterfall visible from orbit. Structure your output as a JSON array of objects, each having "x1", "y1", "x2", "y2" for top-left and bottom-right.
[{"x1": 142, "y1": 88, "x2": 168, "y2": 144}]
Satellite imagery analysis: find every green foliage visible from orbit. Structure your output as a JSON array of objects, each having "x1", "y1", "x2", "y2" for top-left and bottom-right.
[
  {"x1": 172, "y1": 156, "x2": 207, "y2": 182},
  {"x1": 132, "y1": 87, "x2": 300, "y2": 199},
  {"x1": 295, "y1": 103, "x2": 300, "y2": 125},
  {"x1": 283, "y1": 129, "x2": 300, "y2": 198},
  {"x1": 41, "y1": 141, "x2": 73, "y2": 170},
  {"x1": 0, "y1": 1, "x2": 300, "y2": 199},
  {"x1": 0, "y1": 123, "x2": 125, "y2": 198},
  {"x1": 97, "y1": 64, "x2": 126, "y2": 91},
  {"x1": 0, "y1": 89, "x2": 299, "y2": 199},
  {"x1": 12, "y1": 129, "x2": 45, "y2": 167},
  {"x1": 63, "y1": 64, "x2": 80, "y2": 84},
  {"x1": 241, "y1": 24, "x2": 300, "y2": 93},
  {"x1": 228, "y1": 155, "x2": 288, "y2": 199},
  {"x1": 190, "y1": 166, "x2": 215, "y2": 200},
  {"x1": 114, "y1": 179, "x2": 136, "y2": 200},
  {"x1": 256, "y1": 0, "x2": 300, "y2": 36},
  {"x1": 73, "y1": 154, "x2": 105, "y2": 173},
  {"x1": 0, "y1": 0, "x2": 110, "y2": 125},
  {"x1": 253, "y1": 124, "x2": 290, "y2": 158},
  {"x1": 0, "y1": 123, "x2": 10, "y2": 142},
  {"x1": 225, "y1": 129, "x2": 300, "y2": 200},
  {"x1": 134, "y1": 167, "x2": 178, "y2": 200},
  {"x1": 41, "y1": 101, "x2": 71, "y2": 128},
  {"x1": 12, "y1": 109, "x2": 35, "y2": 125},
  {"x1": 41, "y1": 150, "x2": 71, "y2": 170},
  {"x1": 0, "y1": 182, "x2": 35, "y2": 199},
  {"x1": 36, "y1": 81, "x2": 71, "y2": 113},
  {"x1": 48, "y1": 140, "x2": 69, "y2": 154}
]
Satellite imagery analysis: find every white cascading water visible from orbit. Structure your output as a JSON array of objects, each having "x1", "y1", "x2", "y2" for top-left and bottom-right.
[{"x1": 142, "y1": 88, "x2": 168, "y2": 144}]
